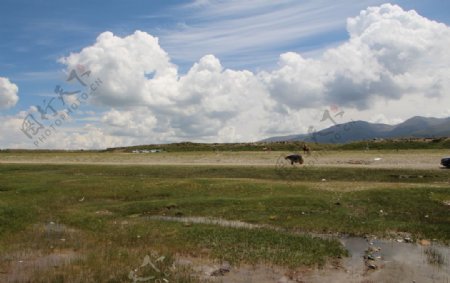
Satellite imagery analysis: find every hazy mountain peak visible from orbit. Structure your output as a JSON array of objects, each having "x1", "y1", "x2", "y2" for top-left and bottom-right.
[{"x1": 262, "y1": 116, "x2": 450, "y2": 143}]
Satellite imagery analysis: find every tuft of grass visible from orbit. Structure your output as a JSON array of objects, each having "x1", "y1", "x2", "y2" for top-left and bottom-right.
[
  {"x1": 424, "y1": 247, "x2": 445, "y2": 266},
  {"x1": 182, "y1": 224, "x2": 347, "y2": 268}
]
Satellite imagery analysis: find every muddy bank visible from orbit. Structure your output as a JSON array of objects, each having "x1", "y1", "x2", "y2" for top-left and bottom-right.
[
  {"x1": 151, "y1": 216, "x2": 450, "y2": 282},
  {"x1": 176, "y1": 237, "x2": 450, "y2": 283}
]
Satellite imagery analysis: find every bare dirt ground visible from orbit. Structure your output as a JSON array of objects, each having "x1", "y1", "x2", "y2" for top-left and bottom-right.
[{"x1": 0, "y1": 149, "x2": 448, "y2": 169}]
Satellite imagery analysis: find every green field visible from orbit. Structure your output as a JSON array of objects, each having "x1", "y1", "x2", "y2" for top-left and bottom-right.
[
  {"x1": 0, "y1": 162, "x2": 449, "y2": 282},
  {"x1": 4, "y1": 138, "x2": 448, "y2": 153},
  {"x1": 107, "y1": 138, "x2": 450, "y2": 152}
]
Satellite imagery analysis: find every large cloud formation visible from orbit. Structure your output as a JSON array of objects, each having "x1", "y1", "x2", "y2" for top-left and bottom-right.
[
  {"x1": 60, "y1": 31, "x2": 271, "y2": 141},
  {"x1": 263, "y1": 3, "x2": 450, "y2": 110},
  {"x1": 52, "y1": 3, "x2": 450, "y2": 146},
  {"x1": 0, "y1": 77, "x2": 19, "y2": 109}
]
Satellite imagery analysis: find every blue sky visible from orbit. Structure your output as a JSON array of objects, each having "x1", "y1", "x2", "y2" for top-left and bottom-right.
[
  {"x1": 1, "y1": 0, "x2": 449, "y2": 106},
  {"x1": 1, "y1": 0, "x2": 450, "y2": 148}
]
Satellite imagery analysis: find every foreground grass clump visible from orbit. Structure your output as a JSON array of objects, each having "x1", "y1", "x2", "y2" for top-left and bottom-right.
[
  {"x1": 0, "y1": 163, "x2": 449, "y2": 282},
  {"x1": 0, "y1": 218, "x2": 344, "y2": 282},
  {"x1": 182, "y1": 225, "x2": 346, "y2": 268}
]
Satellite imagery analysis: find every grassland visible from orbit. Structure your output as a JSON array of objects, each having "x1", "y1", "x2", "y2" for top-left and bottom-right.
[
  {"x1": 4, "y1": 137, "x2": 448, "y2": 154},
  {"x1": 0, "y1": 159, "x2": 449, "y2": 282},
  {"x1": 104, "y1": 138, "x2": 450, "y2": 152}
]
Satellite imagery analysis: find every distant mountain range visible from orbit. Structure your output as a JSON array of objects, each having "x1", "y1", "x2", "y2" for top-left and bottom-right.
[{"x1": 262, "y1": 116, "x2": 450, "y2": 143}]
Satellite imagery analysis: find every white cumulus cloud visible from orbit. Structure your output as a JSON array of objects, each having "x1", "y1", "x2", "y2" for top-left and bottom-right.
[
  {"x1": 59, "y1": 31, "x2": 179, "y2": 107},
  {"x1": 263, "y1": 3, "x2": 450, "y2": 111},
  {"x1": 59, "y1": 31, "x2": 271, "y2": 142},
  {"x1": 0, "y1": 77, "x2": 19, "y2": 109}
]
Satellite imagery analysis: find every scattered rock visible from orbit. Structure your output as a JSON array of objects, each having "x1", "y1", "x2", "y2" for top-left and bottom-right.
[
  {"x1": 210, "y1": 266, "x2": 230, "y2": 276},
  {"x1": 166, "y1": 204, "x2": 177, "y2": 210},
  {"x1": 95, "y1": 210, "x2": 113, "y2": 216},
  {"x1": 404, "y1": 237, "x2": 413, "y2": 243},
  {"x1": 347, "y1": 160, "x2": 372, "y2": 165},
  {"x1": 220, "y1": 261, "x2": 231, "y2": 272},
  {"x1": 209, "y1": 261, "x2": 231, "y2": 277},
  {"x1": 277, "y1": 276, "x2": 289, "y2": 283},
  {"x1": 420, "y1": 239, "x2": 431, "y2": 246},
  {"x1": 368, "y1": 246, "x2": 381, "y2": 253}
]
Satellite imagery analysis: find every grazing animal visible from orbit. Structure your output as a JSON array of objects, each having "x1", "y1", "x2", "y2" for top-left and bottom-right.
[
  {"x1": 302, "y1": 144, "x2": 311, "y2": 155},
  {"x1": 285, "y1": 154, "x2": 304, "y2": 165}
]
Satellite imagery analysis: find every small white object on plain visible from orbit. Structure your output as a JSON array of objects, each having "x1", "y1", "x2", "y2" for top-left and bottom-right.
[{"x1": 374, "y1": 158, "x2": 382, "y2": 161}]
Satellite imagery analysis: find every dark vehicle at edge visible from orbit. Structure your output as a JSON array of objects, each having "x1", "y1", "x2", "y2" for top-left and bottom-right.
[{"x1": 441, "y1": 157, "x2": 450, "y2": 168}]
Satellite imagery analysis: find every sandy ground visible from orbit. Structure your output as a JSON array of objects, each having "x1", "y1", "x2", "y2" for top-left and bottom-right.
[{"x1": 0, "y1": 150, "x2": 449, "y2": 169}]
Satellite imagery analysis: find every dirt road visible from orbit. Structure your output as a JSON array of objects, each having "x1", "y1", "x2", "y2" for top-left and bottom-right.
[{"x1": 0, "y1": 150, "x2": 448, "y2": 169}]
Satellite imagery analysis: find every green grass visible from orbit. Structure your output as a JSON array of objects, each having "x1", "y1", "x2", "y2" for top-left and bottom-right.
[
  {"x1": 2, "y1": 137, "x2": 450, "y2": 154},
  {"x1": 339, "y1": 138, "x2": 450, "y2": 150},
  {"x1": 182, "y1": 225, "x2": 345, "y2": 268},
  {"x1": 0, "y1": 163, "x2": 448, "y2": 182},
  {"x1": 0, "y1": 163, "x2": 449, "y2": 282},
  {"x1": 105, "y1": 141, "x2": 334, "y2": 152},
  {"x1": 102, "y1": 138, "x2": 450, "y2": 152}
]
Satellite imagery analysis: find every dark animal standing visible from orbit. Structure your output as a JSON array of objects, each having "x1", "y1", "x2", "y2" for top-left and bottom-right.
[
  {"x1": 285, "y1": 154, "x2": 304, "y2": 165},
  {"x1": 302, "y1": 144, "x2": 311, "y2": 155}
]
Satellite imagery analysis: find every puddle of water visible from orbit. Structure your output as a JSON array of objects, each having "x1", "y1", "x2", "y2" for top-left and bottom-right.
[
  {"x1": 340, "y1": 236, "x2": 450, "y2": 283},
  {"x1": 148, "y1": 215, "x2": 265, "y2": 229},
  {"x1": 150, "y1": 215, "x2": 450, "y2": 282},
  {"x1": 0, "y1": 250, "x2": 80, "y2": 283}
]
